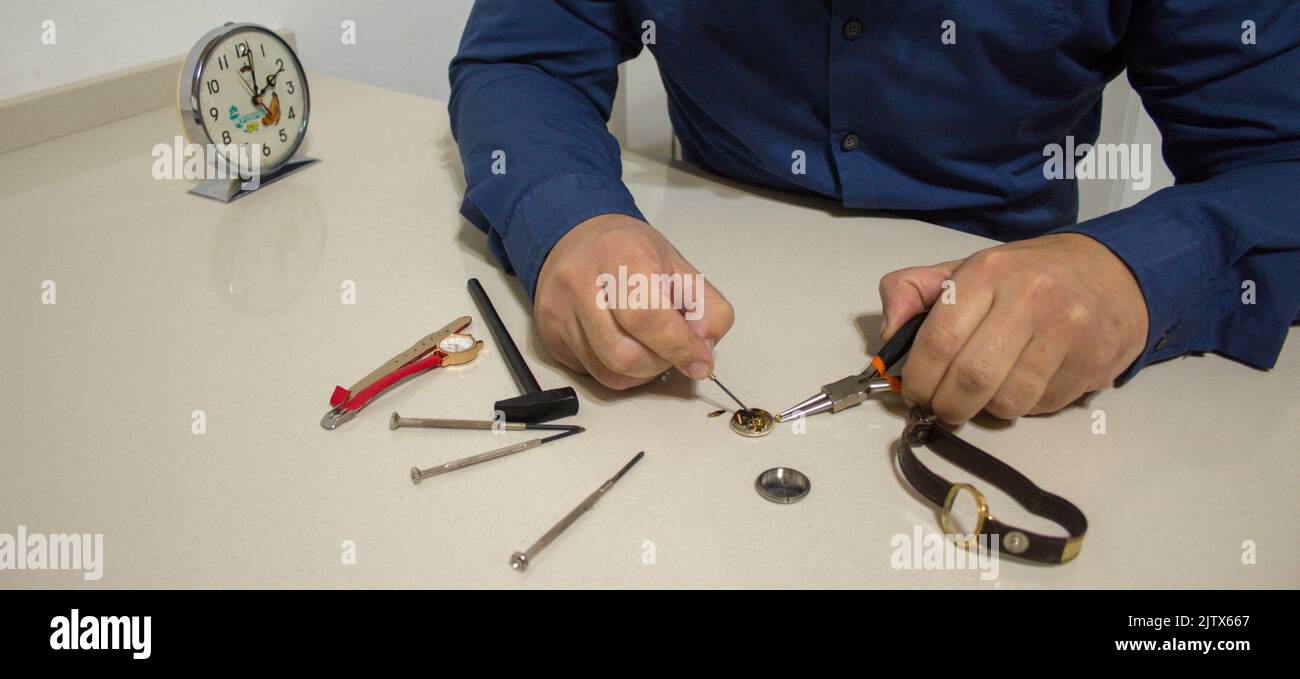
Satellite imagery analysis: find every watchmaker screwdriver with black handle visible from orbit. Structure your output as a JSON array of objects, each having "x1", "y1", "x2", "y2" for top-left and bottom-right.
[{"x1": 777, "y1": 310, "x2": 929, "y2": 421}]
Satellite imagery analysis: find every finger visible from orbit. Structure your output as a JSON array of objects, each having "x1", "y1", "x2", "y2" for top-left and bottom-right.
[
  {"x1": 635, "y1": 253, "x2": 731, "y2": 375},
  {"x1": 1026, "y1": 305, "x2": 1125, "y2": 416},
  {"x1": 534, "y1": 300, "x2": 587, "y2": 375},
  {"x1": 900, "y1": 265, "x2": 993, "y2": 411},
  {"x1": 580, "y1": 244, "x2": 706, "y2": 379},
  {"x1": 929, "y1": 295, "x2": 1034, "y2": 424},
  {"x1": 603, "y1": 250, "x2": 713, "y2": 376},
  {"x1": 1028, "y1": 360, "x2": 1097, "y2": 416},
  {"x1": 564, "y1": 318, "x2": 658, "y2": 390},
  {"x1": 684, "y1": 278, "x2": 735, "y2": 345},
  {"x1": 667, "y1": 255, "x2": 734, "y2": 344},
  {"x1": 878, "y1": 260, "x2": 962, "y2": 339},
  {"x1": 984, "y1": 335, "x2": 1067, "y2": 420},
  {"x1": 611, "y1": 303, "x2": 713, "y2": 380},
  {"x1": 536, "y1": 311, "x2": 627, "y2": 388},
  {"x1": 543, "y1": 323, "x2": 585, "y2": 375},
  {"x1": 575, "y1": 303, "x2": 673, "y2": 380}
]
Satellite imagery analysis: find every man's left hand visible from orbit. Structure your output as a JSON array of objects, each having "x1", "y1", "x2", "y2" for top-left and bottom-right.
[{"x1": 878, "y1": 233, "x2": 1149, "y2": 423}]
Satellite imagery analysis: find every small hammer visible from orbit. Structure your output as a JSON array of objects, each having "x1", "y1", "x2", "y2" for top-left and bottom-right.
[{"x1": 468, "y1": 278, "x2": 579, "y2": 423}]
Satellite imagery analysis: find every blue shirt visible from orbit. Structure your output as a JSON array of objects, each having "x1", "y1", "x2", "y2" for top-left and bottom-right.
[{"x1": 449, "y1": 1, "x2": 1299, "y2": 380}]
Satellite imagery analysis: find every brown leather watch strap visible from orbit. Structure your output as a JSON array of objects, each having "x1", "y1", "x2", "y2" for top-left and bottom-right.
[{"x1": 897, "y1": 407, "x2": 1087, "y2": 564}]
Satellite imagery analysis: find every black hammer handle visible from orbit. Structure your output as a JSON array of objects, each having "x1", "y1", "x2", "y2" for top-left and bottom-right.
[{"x1": 468, "y1": 278, "x2": 542, "y2": 395}]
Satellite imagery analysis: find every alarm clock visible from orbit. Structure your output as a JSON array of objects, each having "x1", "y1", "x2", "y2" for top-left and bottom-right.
[{"x1": 178, "y1": 22, "x2": 316, "y2": 200}]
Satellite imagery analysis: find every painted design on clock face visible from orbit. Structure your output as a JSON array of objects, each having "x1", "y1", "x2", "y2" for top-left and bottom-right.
[
  {"x1": 196, "y1": 29, "x2": 307, "y2": 170},
  {"x1": 261, "y1": 93, "x2": 282, "y2": 126},
  {"x1": 229, "y1": 104, "x2": 262, "y2": 132}
]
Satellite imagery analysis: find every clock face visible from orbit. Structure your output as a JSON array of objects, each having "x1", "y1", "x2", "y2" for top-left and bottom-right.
[{"x1": 192, "y1": 27, "x2": 307, "y2": 171}]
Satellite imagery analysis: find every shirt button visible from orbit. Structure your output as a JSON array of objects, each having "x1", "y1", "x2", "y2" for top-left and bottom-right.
[
  {"x1": 843, "y1": 19, "x2": 862, "y2": 40},
  {"x1": 841, "y1": 133, "x2": 860, "y2": 151}
]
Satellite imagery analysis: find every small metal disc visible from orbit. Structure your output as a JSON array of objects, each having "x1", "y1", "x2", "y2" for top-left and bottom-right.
[
  {"x1": 730, "y1": 408, "x2": 774, "y2": 437},
  {"x1": 755, "y1": 467, "x2": 810, "y2": 504}
]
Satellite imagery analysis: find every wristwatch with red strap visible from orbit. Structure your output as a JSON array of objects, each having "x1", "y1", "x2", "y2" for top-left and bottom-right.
[{"x1": 321, "y1": 316, "x2": 483, "y2": 430}]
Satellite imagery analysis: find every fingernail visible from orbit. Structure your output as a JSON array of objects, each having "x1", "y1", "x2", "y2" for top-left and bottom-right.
[{"x1": 686, "y1": 362, "x2": 711, "y2": 380}]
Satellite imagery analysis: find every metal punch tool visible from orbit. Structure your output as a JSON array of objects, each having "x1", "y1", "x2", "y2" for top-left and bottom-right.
[{"x1": 777, "y1": 310, "x2": 928, "y2": 421}]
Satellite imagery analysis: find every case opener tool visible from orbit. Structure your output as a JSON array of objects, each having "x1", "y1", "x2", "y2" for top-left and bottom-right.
[{"x1": 320, "y1": 316, "x2": 483, "y2": 430}]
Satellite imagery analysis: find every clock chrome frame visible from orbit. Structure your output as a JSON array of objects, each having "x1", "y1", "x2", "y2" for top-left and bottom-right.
[{"x1": 178, "y1": 22, "x2": 311, "y2": 177}]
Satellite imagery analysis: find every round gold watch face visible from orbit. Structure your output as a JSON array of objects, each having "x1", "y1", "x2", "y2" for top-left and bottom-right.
[
  {"x1": 730, "y1": 408, "x2": 774, "y2": 437},
  {"x1": 438, "y1": 333, "x2": 476, "y2": 355}
]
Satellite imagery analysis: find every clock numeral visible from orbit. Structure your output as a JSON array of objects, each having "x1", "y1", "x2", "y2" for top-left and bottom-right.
[
  {"x1": 222, "y1": 130, "x2": 232, "y2": 145},
  {"x1": 276, "y1": 58, "x2": 284, "y2": 70},
  {"x1": 279, "y1": 128, "x2": 288, "y2": 143},
  {"x1": 286, "y1": 80, "x2": 295, "y2": 95},
  {"x1": 217, "y1": 54, "x2": 229, "y2": 71},
  {"x1": 206, "y1": 79, "x2": 220, "y2": 95},
  {"x1": 209, "y1": 107, "x2": 219, "y2": 122},
  {"x1": 262, "y1": 144, "x2": 272, "y2": 157},
  {"x1": 287, "y1": 106, "x2": 296, "y2": 120},
  {"x1": 236, "y1": 42, "x2": 248, "y2": 57},
  {"x1": 260, "y1": 44, "x2": 266, "y2": 57}
]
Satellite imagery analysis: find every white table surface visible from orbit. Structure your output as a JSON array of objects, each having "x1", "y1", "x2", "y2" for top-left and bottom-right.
[{"x1": 1, "y1": 74, "x2": 1296, "y2": 589}]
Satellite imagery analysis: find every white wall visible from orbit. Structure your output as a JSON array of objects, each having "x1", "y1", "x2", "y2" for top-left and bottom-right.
[
  {"x1": 1, "y1": 0, "x2": 1169, "y2": 210},
  {"x1": 0, "y1": 0, "x2": 474, "y2": 101}
]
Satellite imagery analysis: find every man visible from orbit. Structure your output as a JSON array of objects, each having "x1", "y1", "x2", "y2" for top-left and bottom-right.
[{"x1": 448, "y1": 2, "x2": 1299, "y2": 424}]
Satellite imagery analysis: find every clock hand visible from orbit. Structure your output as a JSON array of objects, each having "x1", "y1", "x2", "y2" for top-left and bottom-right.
[
  {"x1": 236, "y1": 67, "x2": 257, "y2": 96},
  {"x1": 243, "y1": 45, "x2": 258, "y2": 95},
  {"x1": 235, "y1": 67, "x2": 270, "y2": 115},
  {"x1": 257, "y1": 65, "x2": 286, "y2": 99},
  {"x1": 240, "y1": 46, "x2": 272, "y2": 114}
]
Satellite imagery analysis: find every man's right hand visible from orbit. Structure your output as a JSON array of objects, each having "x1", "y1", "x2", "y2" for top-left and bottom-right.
[{"x1": 534, "y1": 214, "x2": 734, "y2": 390}]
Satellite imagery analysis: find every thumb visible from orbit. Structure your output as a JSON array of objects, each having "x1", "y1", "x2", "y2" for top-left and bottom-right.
[{"x1": 878, "y1": 259, "x2": 962, "y2": 339}]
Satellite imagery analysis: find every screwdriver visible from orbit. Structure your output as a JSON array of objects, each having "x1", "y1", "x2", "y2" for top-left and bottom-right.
[
  {"x1": 510, "y1": 451, "x2": 645, "y2": 572},
  {"x1": 405, "y1": 417, "x2": 585, "y2": 484}
]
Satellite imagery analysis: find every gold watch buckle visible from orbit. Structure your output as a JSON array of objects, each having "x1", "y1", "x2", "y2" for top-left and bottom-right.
[{"x1": 940, "y1": 482, "x2": 989, "y2": 548}]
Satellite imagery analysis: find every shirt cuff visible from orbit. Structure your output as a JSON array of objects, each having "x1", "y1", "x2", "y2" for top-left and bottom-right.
[
  {"x1": 1053, "y1": 208, "x2": 1209, "y2": 383},
  {"x1": 470, "y1": 174, "x2": 644, "y2": 299}
]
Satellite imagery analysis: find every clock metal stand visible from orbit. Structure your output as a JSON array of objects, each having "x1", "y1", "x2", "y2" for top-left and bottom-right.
[{"x1": 188, "y1": 155, "x2": 319, "y2": 203}]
